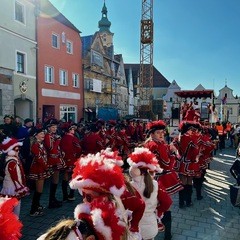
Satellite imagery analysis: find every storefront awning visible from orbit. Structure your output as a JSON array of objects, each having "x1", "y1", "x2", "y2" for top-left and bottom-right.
[{"x1": 175, "y1": 90, "x2": 214, "y2": 99}]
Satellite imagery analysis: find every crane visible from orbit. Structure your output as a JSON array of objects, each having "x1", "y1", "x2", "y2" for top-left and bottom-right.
[{"x1": 138, "y1": 0, "x2": 154, "y2": 119}]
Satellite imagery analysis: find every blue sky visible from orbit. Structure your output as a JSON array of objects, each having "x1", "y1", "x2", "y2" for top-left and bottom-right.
[{"x1": 49, "y1": 0, "x2": 240, "y2": 97}]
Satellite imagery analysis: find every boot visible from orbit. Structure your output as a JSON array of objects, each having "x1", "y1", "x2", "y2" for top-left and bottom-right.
[
  {"x1": 194, "y1": 178, "x2": 203, "y2": 200},
  {"x1": 48, "y1": 183, "x2": 62, "y2": 209},
  {"x1": 30, "y1": 192, "x2": 43, "y2": 216},
  {"x1": 178, "y1": 188, "x2": 185, "y2": 208},
  {"x1": 62, "y1": 180, "x2": 69, "y2": 202},
  {"x1": 162, "y1": 211, "x2": 172, "y2": 240},
  {"x1": 68, "y1": 189, "x2": 75, "y2": 201},
  {"x1": 186, "y1": 185, "x2": 193, "y2": 207}
]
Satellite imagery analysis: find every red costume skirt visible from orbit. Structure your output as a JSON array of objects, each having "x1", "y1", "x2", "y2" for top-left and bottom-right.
[
  {"x1": 48, "y1": 155, "x2": 66, "y2": 171},
  {"x1": 63, "y1": 158, "x2": 78, "y2": 172},
  {"x1": 178, "y1": 161, "x2": 201, "y2": 177},
  {"x1": 28, "y1": 161, "x2": 53, "y2": 180},
  {"x1": 155, "y1": 170, "x2": 183, "y2": 195}
]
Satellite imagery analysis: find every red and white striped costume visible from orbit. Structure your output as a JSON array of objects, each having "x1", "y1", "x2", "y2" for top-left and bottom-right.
[
  {"x1": 60, "y1": 132, "x2": 82, "y2": 171},
  {"x1": 197, "y1": 131, "x2": 215, "y2": 170},
  {"x1": 178, "y1": 132, "x2": 201, "y2": 177},
  {"x1": 28, "y1": 140, "x2": 53, "y2": 180},
  {"x1": 1, "y1": 155, "x2": 29, "y2": 199},
  {"x1": 44, "y1": 132, "x2": 65, "y2": 170},
  {"x1": 145, "y1": 139, "x2": 183, "y2": 195}
]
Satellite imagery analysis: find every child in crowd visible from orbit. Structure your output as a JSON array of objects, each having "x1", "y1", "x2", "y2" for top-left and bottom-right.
[
  {"x1": 127, "y1": 147, "x2": 173, "y2": 240},
  {"x1": 0, "y1": 137, "x2": 29, "y2": 217}
]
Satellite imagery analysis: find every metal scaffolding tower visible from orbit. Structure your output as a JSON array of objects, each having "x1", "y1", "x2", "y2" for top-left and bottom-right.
[{"x1": 139, "y1": 0, "x2": 154, "y2": 119}]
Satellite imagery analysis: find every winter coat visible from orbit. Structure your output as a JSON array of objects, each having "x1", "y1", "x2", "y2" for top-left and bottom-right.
[{"x1": 130, "y1": 175, "x2": 158, "y2": 240}]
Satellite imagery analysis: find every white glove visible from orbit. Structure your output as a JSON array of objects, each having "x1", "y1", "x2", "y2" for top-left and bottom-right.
[{"x1": 128, "y1": 231, "x2": 142, "y2": 240}]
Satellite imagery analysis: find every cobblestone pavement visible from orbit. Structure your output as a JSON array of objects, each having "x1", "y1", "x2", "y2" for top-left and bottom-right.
[{"x1": 20, "y1": 147, "x2": 240, "y2": 240}]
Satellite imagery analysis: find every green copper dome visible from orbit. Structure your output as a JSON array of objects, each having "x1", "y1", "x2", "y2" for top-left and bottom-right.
[{"x1": 98, "y1": 2, "x2": 112, "y2": 33}]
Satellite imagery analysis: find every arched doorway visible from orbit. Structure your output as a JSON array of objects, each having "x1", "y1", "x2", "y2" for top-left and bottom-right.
[{"x1": 14, "y1": 97, "x2": 33, "y2": 120}]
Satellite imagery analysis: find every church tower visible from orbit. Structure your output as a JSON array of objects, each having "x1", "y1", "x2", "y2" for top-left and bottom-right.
[{"x1": 98, "y1": 1, "x2": 114, "y2": 49}]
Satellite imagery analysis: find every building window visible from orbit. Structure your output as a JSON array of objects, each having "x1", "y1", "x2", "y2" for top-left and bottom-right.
[
  {"x1": 91, "y1": 50, "x2": 103, "y2": 67},
  {"x1": 72, "y1": 73, "x2": 79, "y2": 88},
  {"x1": 52, "y1": 34, "x2": 59, "y2": 48},
  {"x1": 60, "y1": 105, "x2": 77, "y2": 122},
  {"x1": 66, "y1": 40, "x2": 73, "y2": 54},
  {"x1": 15, "y1": 1, "x2": 25, "y2": 24},
  {"x1": 88, "y1": 79, "x2": 93, "y2": 91},
  {"x1": 45, "y1": 66, "x2": 54, "y2": 83},
  {"x1": 16, "y1": 52, "x2": 25, "y2": 73},
  {"x1": 60, "y1": 70, "x2": 68, "y2": 86}
]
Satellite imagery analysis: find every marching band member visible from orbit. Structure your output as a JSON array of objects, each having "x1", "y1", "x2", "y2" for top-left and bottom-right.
[
  {"x1": 60, "y1": 124, "x2": 82, "y2": 202},
  {"x1": 177, "y1": 121, "x2": 202, "y2": 208},
  {"x1": 81, "y1": 123, "x2": 105, "y2": 155},
  {"x1": 144, "y1": 120, "x2": 183, "y2": 195},
  {"x1": 44, "y1": 119, "x2": 65, "y2": 209},
  {"x1": 193, "y1": 125, "x2": 215, "y2": 200},
  {"x1": 28, "y1": 128, "x2": 53, "y2": 216}
]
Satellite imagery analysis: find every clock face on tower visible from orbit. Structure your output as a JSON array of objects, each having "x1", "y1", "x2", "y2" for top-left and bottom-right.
[{"x1": 100, "y1": 33, "x2": 112, "y2": 47}]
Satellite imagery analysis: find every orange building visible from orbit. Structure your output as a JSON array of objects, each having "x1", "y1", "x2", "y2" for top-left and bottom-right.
[{"x1": 37, "y1": 0, "x2": 83, "y2": 123}]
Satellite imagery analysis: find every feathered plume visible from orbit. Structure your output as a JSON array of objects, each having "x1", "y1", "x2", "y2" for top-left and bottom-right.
[
  {"x1": 70, "y1": 153, "x2": 125, "y2": 197},
  {"x1": 127, "y1": 147, "x2": 161, "y2": 172},
  {"x1": 100, "y1": 148, "x2": 123, "y2": 166},
  {"x1": 74, "y1": 199, "x2": 126, "y2": 240},
  {"x1": 0, "y1": 197, "x2": 23, "y2": 240}
]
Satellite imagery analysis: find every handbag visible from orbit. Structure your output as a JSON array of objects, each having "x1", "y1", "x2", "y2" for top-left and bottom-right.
[{"x1": 230, "y1": 184, "x2": 240, "y2": 207}]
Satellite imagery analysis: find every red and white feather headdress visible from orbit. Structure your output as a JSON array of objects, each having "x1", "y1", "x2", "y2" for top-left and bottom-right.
[
  {"x1": 0, "y1": 197, "x2": 23, "y2": 240},
  {"x1": 74, "y1": 199, "x2": 125, "y2": 240},
  {"x1": 127, "y1": 147, "x2": 161, "y2": 172},
  {"x1": 70, "y1": 152, "x2": 125, "y2": 197},
  {"x1": 0, "y1": 137, "x2": 23, "y2": 156},
  {"x1": 100, "y1": 148, "x2": 123, "y2": 166}
]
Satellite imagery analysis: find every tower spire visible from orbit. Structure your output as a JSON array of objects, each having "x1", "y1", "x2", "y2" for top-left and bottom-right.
[{"x1": 98, "y1": 1, "x2": 112, "y2": 33}]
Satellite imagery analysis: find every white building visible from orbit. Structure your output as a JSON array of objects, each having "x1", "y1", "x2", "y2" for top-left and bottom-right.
[
  {"x1": 163, "y1": 80, "x2": 181, "y2": 119},
  {"x1": 0, "y1": 0, "x2": 37, "y2": 121},
  {"x1": 214, "y1": 85, "x2": 240, "y2": 123}
]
